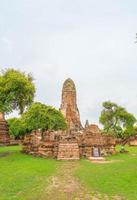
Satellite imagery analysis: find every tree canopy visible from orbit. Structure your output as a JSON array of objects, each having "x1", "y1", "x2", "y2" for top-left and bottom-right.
[
  {"x1": 99, "y1": 101, "x2": 136, "y2": 139},
  {"x1": 22, "y1": 102, "x2": 67, "y2": 132},
  {"x1": 8, "y1": 102, "x2": 67, "y2": 137},
  {"x1": 0, "y1": 68, "x2": 35, "y2": 114},
  {"x1": 7, "y1": 117, "x2": 27, "y2": 138}
]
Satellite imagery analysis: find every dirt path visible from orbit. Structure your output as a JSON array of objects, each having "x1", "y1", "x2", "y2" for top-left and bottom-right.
[
  {"x1": 44, "y1": 161, "x2": 123, "y2": 200},
  {"x1": 0, "y1": 152, "x2": 13, "y2": 157},
  {"x1": 45, "y1": 161, "x2": 93, "y2": 200}
]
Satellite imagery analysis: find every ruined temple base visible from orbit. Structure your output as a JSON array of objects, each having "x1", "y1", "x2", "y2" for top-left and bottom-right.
[{"x1": 22, "y1": 127, "x2": 116, "y2": 160}]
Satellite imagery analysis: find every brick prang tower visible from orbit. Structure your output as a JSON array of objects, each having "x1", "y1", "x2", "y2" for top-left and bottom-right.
[{"x1": 60, "y1": 78, "x2": 82, "y2": 132}]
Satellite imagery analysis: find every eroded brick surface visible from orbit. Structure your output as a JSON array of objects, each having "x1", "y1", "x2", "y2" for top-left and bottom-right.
[
  {"x1": 22, "y1": 79, "x2": 116, "y2": 159},
  {"x1": 0, "y1": 113, "x2": 10, "y2": 145}
]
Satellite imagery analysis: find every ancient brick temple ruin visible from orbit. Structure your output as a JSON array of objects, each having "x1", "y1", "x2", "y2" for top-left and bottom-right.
[
  {"x1": 23, "y1": 78, "x2": 116, "y2": 160},
  {"x1": 60, "y1": 78, "x2": 82, "y2": 132},
  {"x1": 0, "y1": 112, "x2": 10, "y2": 145}
]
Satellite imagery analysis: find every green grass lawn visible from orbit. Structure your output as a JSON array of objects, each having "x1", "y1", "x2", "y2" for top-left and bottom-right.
[
  {"x1": 0, "y1": 145, "x2": 137, "y2": 200},
  {"x1": 0, "y1": 146, "x2": 58, "y2": 200},
  {"x1": 75, "y1": 146, "x2": 137, "y2": 200}
]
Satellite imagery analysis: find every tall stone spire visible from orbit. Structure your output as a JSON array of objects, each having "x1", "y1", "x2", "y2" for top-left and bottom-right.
[{"x1": 60, "y1": 78, "x2": 82, "y2": 132}]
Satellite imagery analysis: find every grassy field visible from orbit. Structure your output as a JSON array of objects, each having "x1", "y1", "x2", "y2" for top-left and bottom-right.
[
  {"x1": 0, "y1": 146, "x2": 58, "y2": 200},
  {"x1": 0, "y1": 145, "x2": 137, "y2": 200},
  {"x1": 75, "y1": 146, "x2": 137, "y2": 200}
]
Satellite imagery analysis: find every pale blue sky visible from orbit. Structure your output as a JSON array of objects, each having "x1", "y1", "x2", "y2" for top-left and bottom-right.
[{"x1": 0, "y1": 0, "x2": 137, "y2": 125}]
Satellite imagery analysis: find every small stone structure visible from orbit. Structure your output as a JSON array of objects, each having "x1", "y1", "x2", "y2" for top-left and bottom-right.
[
  {"x1": 125, "y1": 135, "x2": 137, "y2": 146},
  {"x1": 57, "y1": 142, "x2": 80, "y2": 160},
  {"x1": 23, "y1": 78, "x2": 116, "y2": 159},
  {"x1": 0, "y1": 113, "x2": 10, "y2": 145}
]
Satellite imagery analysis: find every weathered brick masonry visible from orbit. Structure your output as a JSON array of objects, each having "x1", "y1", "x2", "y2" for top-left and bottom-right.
[
  {"x1": 0, "y1": 113, "x2": 10, "y2": 145},
  {"x1": 23, "y1": 78, "x2": 116, "y2": 159}
]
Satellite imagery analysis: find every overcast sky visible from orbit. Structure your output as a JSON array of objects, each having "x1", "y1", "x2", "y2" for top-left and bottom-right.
[{"x1": 0, "y1": 0, "x2": 137, "y2": 126}]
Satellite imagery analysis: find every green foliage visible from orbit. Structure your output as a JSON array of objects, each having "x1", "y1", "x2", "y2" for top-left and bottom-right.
[
  {"x1": 7, "y1": 117, "x2": 27, "y2": 138},
  {"x1": 100, "y1": 101, "x2": 136, "y2": 138},
  {"x1": 7, "y1": 102, "x2": 67, "y2": 136},
  {"x1": 22, "y1": 102, "x2": 67, "y2": 132},
  {"x1": 0, "y1": 68, "x2": 35, "y2": 114}
]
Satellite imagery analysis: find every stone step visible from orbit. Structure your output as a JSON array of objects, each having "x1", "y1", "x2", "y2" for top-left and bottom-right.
[
  {"x1": 57, "y1": 142, "x2": 80, "y2": 160},
  {"x1": 88, "y1": 156, "x2": 105, "y2": 161}
]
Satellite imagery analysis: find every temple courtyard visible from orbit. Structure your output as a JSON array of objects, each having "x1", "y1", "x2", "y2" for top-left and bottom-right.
[{"x1": 0, "y1": 145, "x2": 137, "y2": 200}]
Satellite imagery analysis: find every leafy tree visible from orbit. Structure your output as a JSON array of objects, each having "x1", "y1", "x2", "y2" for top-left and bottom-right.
[
  {"x1": 7, "y1": 117, "x2": 27, "y2": 138},
  {"x1": 22, "y1": 102, "x2": 67, "y2": 132},
  {"x1": 100, "y1": 101, "x2": 136, "y2": 139},
  {"x1": 7, "y1": 102, "x2": 67, "y2": 137},
  {"x1": 0, "y1": 68, "x2": 35, "y2": 114}
]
